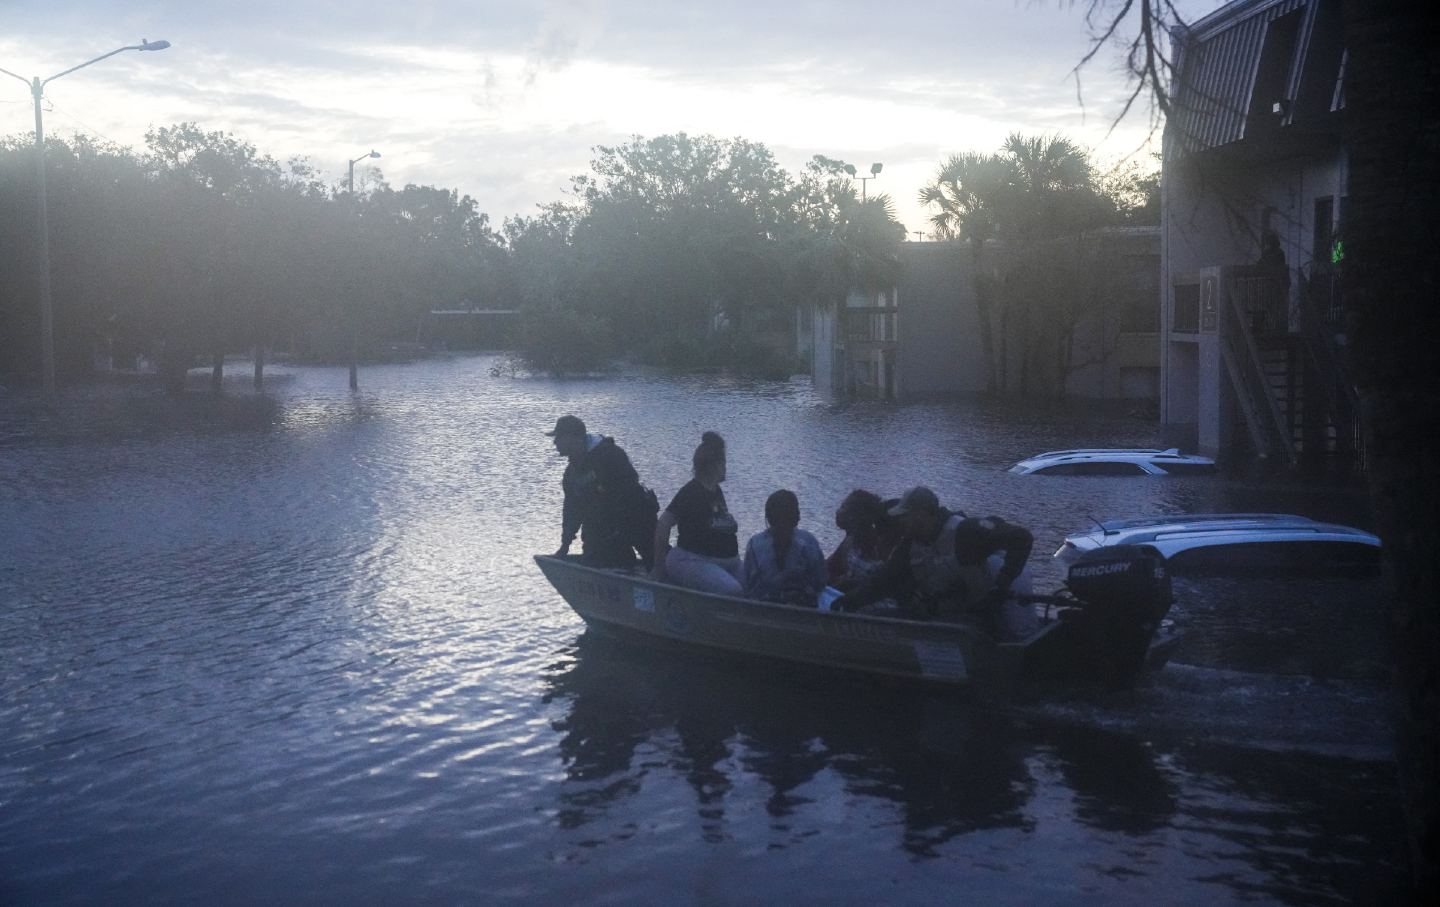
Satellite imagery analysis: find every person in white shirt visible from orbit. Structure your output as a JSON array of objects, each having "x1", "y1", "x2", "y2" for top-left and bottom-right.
[{"x1": 743, "y1": 489, "x2": 828, "y2": 607}]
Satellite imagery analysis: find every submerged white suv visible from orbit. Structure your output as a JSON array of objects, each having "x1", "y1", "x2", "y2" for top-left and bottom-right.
[
  {"x1": 1054, "y1": 513, "x2": 1381, "y2": 575},
  {"x1": 1007, "y1": 448, "x2": 1218, "y2": 476}
]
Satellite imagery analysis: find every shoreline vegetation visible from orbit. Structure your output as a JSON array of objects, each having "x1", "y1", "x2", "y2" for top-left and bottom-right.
[{"x1": 1, "y1": 126, "x2": 1155, "y2": 392}]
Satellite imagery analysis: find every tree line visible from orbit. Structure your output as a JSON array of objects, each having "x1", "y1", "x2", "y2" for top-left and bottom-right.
[
  {"x1": 498, "y1": 135, "x2": 907, "y2": 378},
  {"x1": 0, "y1": 124, "x2": 503, "y2": 391},
  {"x1": 1, "y1": 123, "x2": 1153, "y2": 390}
]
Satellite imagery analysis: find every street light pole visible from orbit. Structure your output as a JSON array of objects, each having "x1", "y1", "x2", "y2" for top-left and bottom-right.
[
  {"x1": 344, "y1": 150, "x2": 380, "y2": 391},
  {"x1": 347, "y1": 149, "x2": 380, "y2": 197},
  {"x1": 842, "y1": 161, "x2": 884, "y2": 203},
  {"x1": 0, "y1": 40, "x2": 170, "y2": 398}
]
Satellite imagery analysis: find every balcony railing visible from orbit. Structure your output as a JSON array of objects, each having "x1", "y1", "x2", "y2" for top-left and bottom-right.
[
  {"x1": 1227, "y1": 265, "x2": 1290, "y2": 336},
  {"x1": 1301, "y1": 261, "x2": 1345, "y2": 330},
  {"x1": 842, "y1": 306, "x2": 897, "y2": 344}
]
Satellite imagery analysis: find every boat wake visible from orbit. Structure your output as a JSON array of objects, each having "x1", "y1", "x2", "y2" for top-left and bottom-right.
[{"x1": 1001, "y1": 661, "x2": 1397, "y2": 761}]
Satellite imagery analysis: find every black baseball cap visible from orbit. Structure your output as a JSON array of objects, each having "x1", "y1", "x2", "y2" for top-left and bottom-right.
[{"x1": 545, "y1": 415, "x2": 586, "y2": 437}]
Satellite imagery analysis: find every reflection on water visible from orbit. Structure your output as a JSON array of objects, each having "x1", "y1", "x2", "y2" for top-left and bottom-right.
[
  {"x1": 545, "y1": 632, "x2": 1405, "y2": 904},
  {"x1": 547, "y1": 631, "x2": 1039, "y2": 858},
  {"x1": 0, "y1": 355, "x2": 1411, "y2": 904}
]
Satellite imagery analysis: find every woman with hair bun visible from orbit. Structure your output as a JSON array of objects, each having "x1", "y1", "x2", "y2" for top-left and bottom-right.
[{"x1": 652, "y1": 431, "x2": 743, "y2": 595}]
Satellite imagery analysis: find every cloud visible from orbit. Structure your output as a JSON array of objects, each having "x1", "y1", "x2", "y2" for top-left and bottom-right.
[
  {"x1": 521, "y1": 0, "x2": 601, "y2": 86},
  {"x1": 0, "y1": 0, "x2": 1177, "y2": 231}
]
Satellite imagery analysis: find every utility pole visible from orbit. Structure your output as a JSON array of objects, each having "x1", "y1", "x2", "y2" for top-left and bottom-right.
[
  {"x1": 0, "y1": 40, "x2": 171, "y2": 398},
  {"x1": 345, "y1": 149, "x2": 381, "y2": 391}
]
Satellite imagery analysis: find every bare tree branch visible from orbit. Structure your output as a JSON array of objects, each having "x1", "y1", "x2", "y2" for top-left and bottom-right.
[{"x1": 1066, "y1": 0, "x2": 1189, "y2": 153}]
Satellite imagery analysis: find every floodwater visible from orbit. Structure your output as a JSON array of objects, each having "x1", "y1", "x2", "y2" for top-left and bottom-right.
[{"x1": 0, "y1": 355, "x2": 1412, "y2": 904}]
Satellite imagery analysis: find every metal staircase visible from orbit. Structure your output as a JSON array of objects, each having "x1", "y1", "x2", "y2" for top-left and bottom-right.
[
  {"x1": 1221, "y1": 265, "x2": 1364, "y2": 468},
  {"x1": 1221, "y1": 268, "x2": 1296, "y2": 462}
]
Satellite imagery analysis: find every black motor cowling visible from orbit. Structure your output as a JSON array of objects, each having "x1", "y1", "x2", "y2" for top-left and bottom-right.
[
  {"x1": 1061, "y1": 545, "x2": 1174, "y2": 688},
  {"x1": 1065, "y1": 544, "x2": 1173, "y2": 621}
]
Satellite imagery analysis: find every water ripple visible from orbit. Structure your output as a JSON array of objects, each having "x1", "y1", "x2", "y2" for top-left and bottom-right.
[{"x1": 0, "y1": 355, "x2": 1408, "y2": 905}]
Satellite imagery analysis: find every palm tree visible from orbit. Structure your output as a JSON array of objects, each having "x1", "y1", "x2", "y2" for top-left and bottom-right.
[
  {"x1": 996, "y1": 134, "x2": 1105, "y2": 394},
  {"x1": 997, "y1": 132, "x2": 1102, "y2": 241},
  {"x1": 840, "y1": 193, "x2": 905, "y2": 294},
  {"x1": 920, "y1": 137, "x2": 1108, "y2": 394}
]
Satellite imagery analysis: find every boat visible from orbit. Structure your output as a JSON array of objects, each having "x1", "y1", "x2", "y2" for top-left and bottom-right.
[{"x1": 535, "y1": 543, "x2": 1182, "y2": 691}]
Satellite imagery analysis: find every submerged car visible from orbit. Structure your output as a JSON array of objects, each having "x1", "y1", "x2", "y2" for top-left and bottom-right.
[
  {"x1": 1007, "y1": 448, "x2": 1218, "y2": 476},
  {"x1": 1054, "y1": 513, "x2": 1381, "y2": 575}
]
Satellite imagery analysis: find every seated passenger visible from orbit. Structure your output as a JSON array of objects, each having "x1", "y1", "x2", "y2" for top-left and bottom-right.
[
  {"x1": 833, "y1": 485, "x2": 1037, "y2": 637},
  {"x1": 744, "y1": 490, "x2": 828, "y2": 606},
  {"x1": 825, "y1": 489, "x2": 897, "y2": 592},
  {"x1": 653, "y1": 432, "x2": 744, "y2": 596}
]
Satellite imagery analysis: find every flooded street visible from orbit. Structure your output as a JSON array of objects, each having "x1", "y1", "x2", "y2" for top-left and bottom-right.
[{"x1": 0, "y1": 355, "x2": 1410, "y2": 904}]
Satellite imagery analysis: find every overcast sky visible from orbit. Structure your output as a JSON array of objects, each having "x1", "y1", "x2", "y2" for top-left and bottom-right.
[{"x1": 0, "y1": 1, "x2": 1220, "y2": 234}]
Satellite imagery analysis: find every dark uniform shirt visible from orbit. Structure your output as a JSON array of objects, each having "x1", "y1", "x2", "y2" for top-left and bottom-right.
[
  {"x1": 562, "y1": 436, "x2": 645, "y2": 552},
  {"x1": 665, "y1": 480, "x2": 739, "y2": 559}
]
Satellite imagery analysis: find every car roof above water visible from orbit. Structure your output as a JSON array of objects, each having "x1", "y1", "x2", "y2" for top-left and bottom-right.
[
  {"x1": 1095, "y1": 513, "x2": 1329, "y2": 533},
  {"x1": 1009, "y1": 447, "x2": 1217, "y2": 475},
  {"x1": 1070, "y1": 513, "x2": 1380, "y2": 549},
  {"x1": 1030, "y1": 447, "x2": 1188, "y2": 459},
  {"x1": 1055, "y1": 513, "x2": 1382, "y2": 574}
]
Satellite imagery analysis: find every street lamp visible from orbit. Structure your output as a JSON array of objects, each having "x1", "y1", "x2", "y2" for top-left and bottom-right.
[
  {"x1": 347, "y1": 149, "x2": 380, "y2": 196},
  {"x1": 345, "y1": 149, "x2": 380, "y2": 390},
  {"x1": 0, "y1": 39, "x2": 171, "y2": 398},
  {"x1": 843, "y1": 162, "x2": 883, "y2": 202}
]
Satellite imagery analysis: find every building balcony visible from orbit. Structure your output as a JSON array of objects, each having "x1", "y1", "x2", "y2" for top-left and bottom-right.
[
  {"x1": 841, "y1": 306, "x2": 898, "y2": 346},
  {"x1": 1227, "y1": 265, "x2": 1291, "y2": 340}
]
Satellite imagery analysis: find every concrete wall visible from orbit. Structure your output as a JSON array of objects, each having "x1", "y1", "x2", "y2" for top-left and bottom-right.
[
  {"x1": 807, "y1": 235, "x2": 1163, "y2": 402},
  {"x1": 895, "y1": 235, "x2": 1160, "y2": 400},
  {"x1": 810, "y1": 303, "x2": 840, "y2": 397},
  {"x1": 894, "y1": 242, "x2": 988, "y2": 396}
]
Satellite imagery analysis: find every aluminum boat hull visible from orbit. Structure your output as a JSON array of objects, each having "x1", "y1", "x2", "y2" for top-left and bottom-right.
[{"x1": 536, "y1": 555, "x2": 1176, "y2": 689}]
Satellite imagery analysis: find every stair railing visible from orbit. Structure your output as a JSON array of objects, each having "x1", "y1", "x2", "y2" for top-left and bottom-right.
[{"x1": 1222, "y1": 269, "x2": 1296, "y2": 462}]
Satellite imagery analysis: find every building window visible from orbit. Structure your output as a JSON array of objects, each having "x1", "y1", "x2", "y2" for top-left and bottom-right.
[{"x1": 1247, "y1": 8, "x2": 1304, "y2": 130}]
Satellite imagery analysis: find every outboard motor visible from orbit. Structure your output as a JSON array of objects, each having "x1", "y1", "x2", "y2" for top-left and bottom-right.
[{"x1": 1062, "y1": 545, "x2": 1174, "y2": 688}]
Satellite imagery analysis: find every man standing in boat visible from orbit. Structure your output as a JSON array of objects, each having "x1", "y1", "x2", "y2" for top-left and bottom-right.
[
  {"x1": 548, "y1": 415, "x2": 658, "y2": 570},
  {"x1": 833, "y1": 485, "x2": 1036, "y2": 637}
]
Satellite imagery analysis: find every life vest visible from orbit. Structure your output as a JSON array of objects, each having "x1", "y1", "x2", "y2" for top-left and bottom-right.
[
  {"x1": 843, "y1": 540, "x2": 885, "y2": 585},
  {"x1": 908, "y1": 513, "x2": 994, "y2": 615}
]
